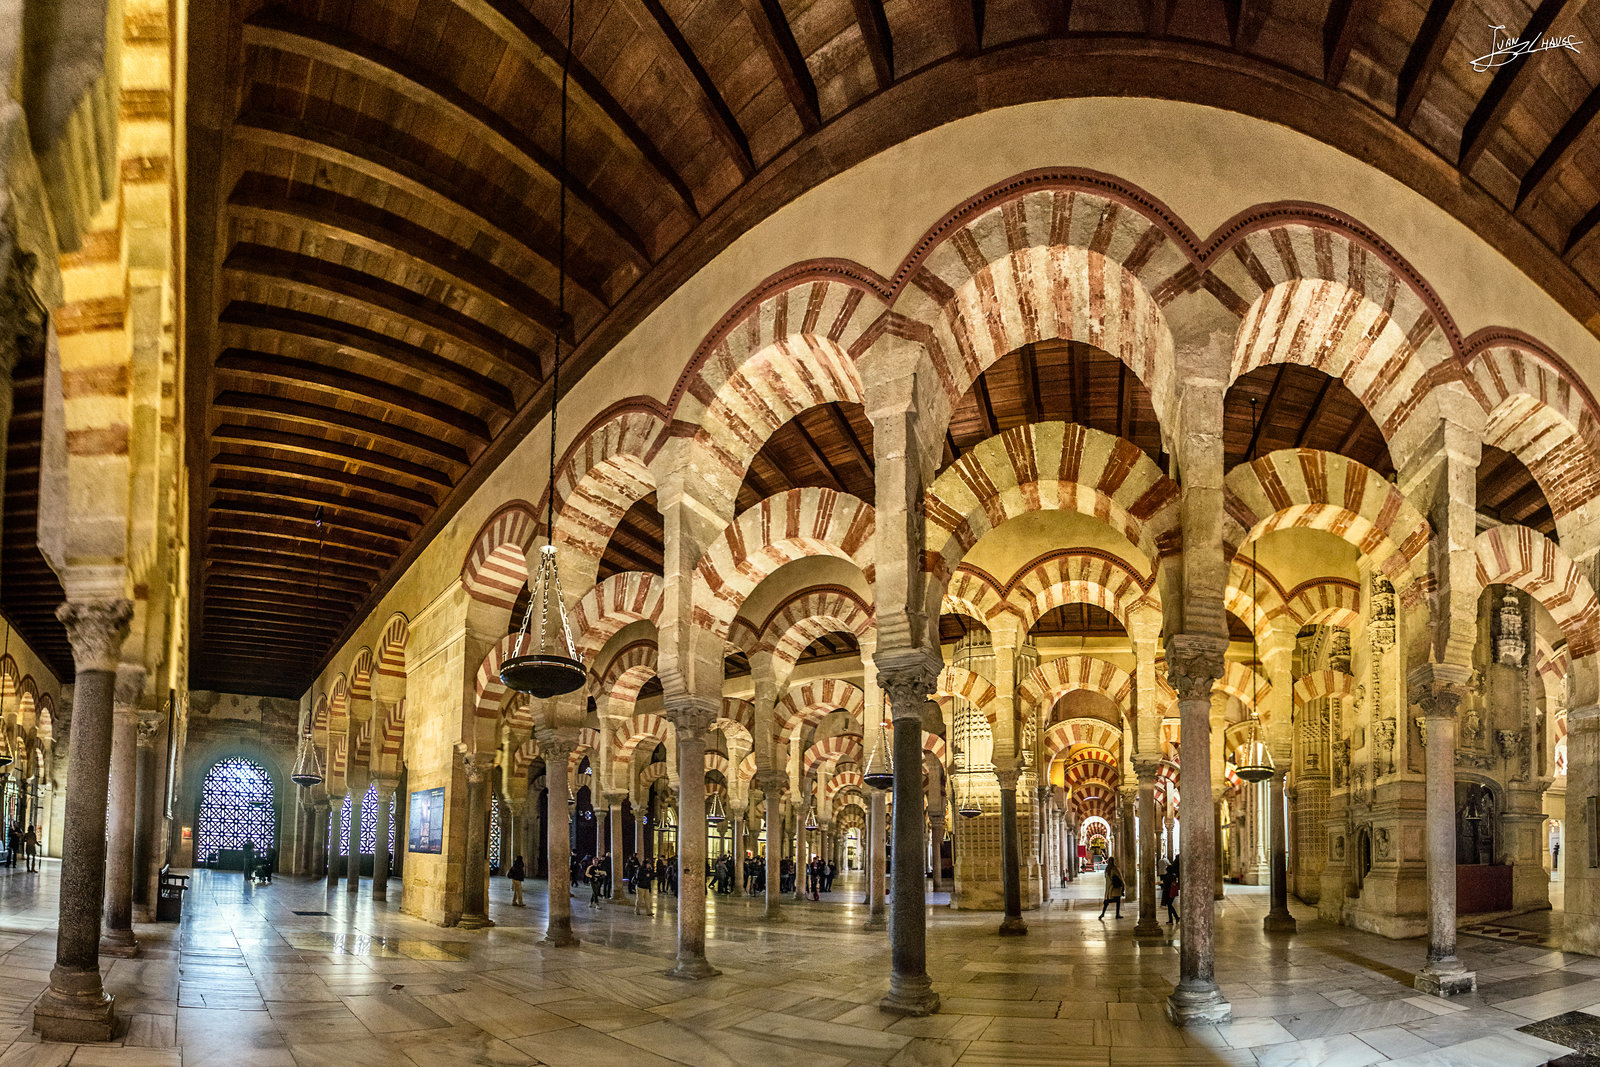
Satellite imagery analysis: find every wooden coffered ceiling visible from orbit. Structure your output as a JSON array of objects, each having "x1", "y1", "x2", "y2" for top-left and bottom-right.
[{"x1": 186, "y1": 0, "x2": 1593, "y2": 695}]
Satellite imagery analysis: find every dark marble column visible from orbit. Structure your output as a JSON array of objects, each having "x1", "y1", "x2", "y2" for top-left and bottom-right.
[
  {"x1": 1412, "y1": 672, "x2": 1476, "y2": 995},
  {"x1": 668, "y1": 700, "x2": 719, "y2": 979},
  {"x1": 994, "y1": 758, "x2": 1026, "y2": 936},
  {"x1": 373, "y1": 781, "x2": 395, "y2": 903},
  {"x1": 101, "y1": 667, "x2": 145, "y2": 956},
  {"x1": 879, "y1": 655, "x2": 940, "y2": 1016},
  {"x1": 310, "y1": 799, "x2": 329, "y2": 878},
  {"x1": 758, "y1": 775, "x2": 784, "y2": 922},
  {"x1": 346, "y1": 775, "x2": 365, "y2": 894},
  {"x1": 540, "y1": 734, "x2": 578, "y2": 946},
  {"x1": 327, "y1": 800, "x2": 342, "y2": 888},
  {"x1": 129, "y1": 713, "x2": 162, "y2": 923},
  {"x1": 33, "y1": 600, "x2": 132, "y2": 1043},
  {"x1": 1165, "y1": 635, "x2": 1231, "y2": 1026},
  {"x1": 458, "y1": 755, "x2": 493, "y2": 929},
  {"x1": 608, "y1": 794, "x2": 628, "y2": 896},
  {"x1": 1133, "y1": 756, "x2": 1164, "y2": 942},
  {"x1": 865, "y1": 787, "x2": 887, "y2": 929},
  {"x1": 928, "y1": 814, "x2": 944, "y2": 892},
  {"x1": 1263, "y1": 767, "x2": 1296, "y2": 933}
]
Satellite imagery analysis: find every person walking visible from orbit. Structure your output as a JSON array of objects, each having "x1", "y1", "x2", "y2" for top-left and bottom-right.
[
  {"x1": 1161, "y1": 855, "x2": 1180, "y2": 924},
  {"x1": 22, "y1": 825, "x2": 38, "y2": 872},
  {"x1": 508, "y1": 855, "x2": 526, "y2": 906},
  {"x1": 587, "y1": 857, "x2": 603, "y2": 908},
  {"x1": 1097, "y1": 856, "x2": 1125, "y2": 919},
  {"x1": 5, "y1": 821, "x2": 18, "y2": 868},
  {"x1": 634, "y1": 854, "x2": 652, "y2": 914}
]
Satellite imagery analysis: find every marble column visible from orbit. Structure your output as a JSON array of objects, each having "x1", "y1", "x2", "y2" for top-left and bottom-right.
[
  {"x1": 1264, "y1": 768, "x2": 1295, "y2": 933},
  {"x1": 879, "y1": 656, "x2": 940, "y2": 1016},
  {"x1": 1036, "y1": 786, "x2": 1052, "y2": 904},
  {"x1": 33, "y1": 600, "x2": 132, "y2": 1042},
  {"x1": 758, "y1": 775, "x2": 784, "y2": 921},
  {"x1": 929, "y1": 814, "x2": 944, "y2": 892},
  {"x1": 995, "y1": 758, "x2": 1027, "y2": 936},
  {"x1": 668, "y1": 701, "x2": 719, "y2": 979},
  {"x1": 129, "y1": 713, "x2": 162, "y2": 923},
  {"x1": 793, "y1": 783, "x2": 811, "y2": 902},
  {"x1": 866, "y1": 787, "x2": 888, "y2": 929},
  {"x1": 608, "y1": 794, "x2": 628, "y2": 896},
  {"x1": 372, "y1": 782, "x2": 394, "y2": 903},
  {"x1": 101, "y1": 668, "x2": 144, "y2": 957},
  {"x1": 1165, "y1": 636, "x2": 1231, "y2": 1026},
  {"x1": 346, "y1": 776, "x2": 366, "y2": 894},
  {"x1": 310, "y1": 800, "x2": 329, "y2": 879},
  {"x1": 1133, "y1": 755, "x2": 1164, "y2": 942},
  {"x1": 540, "y1": 735, "x2": 578, "y2": 946},
  {"x1": 327, "y1": 800, "x2": 343, "y2": 889},
  {"x1": 1065, "y1": 824, "x2": 1076, "y2": 882},
  {"x1": 458, "y1": 755, "x2": 493, "y2": 929},
  {"x1": 1412, "y1": 672, "x2": 1476, "y2": 995},
  {"x1": 1120, "y1": 785, "x2": 1140, "y2": 905}
]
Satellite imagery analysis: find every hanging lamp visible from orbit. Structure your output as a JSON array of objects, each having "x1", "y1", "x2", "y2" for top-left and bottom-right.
[
  {"x1": 659, "y1": 796, "x2": 676, "y2": 831},
  {"x1": 1235, "y1": 396, "x2": 1275, "y2": 785},
  {"x1": 805, "y1": 806, "x2": 819, "y2": 832},
  {"x1": 706, "y1": 789, "x2": 727, "y2": 824},
  {"x1": 500, "y1": 0, "x2": 585, "y2": 700},
  {"x1": 862, "y1": 712, "x2": 894, "y2": 790},
  {"x1": 291, "y1": 508, "x2": 326, "y2": 787},
  {"x1": 955, "y1": 709, "x2": 981, "y2": 818}
]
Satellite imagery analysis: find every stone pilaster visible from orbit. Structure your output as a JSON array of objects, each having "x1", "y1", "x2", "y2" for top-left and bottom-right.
[
  {"x1": 539, "y1": 734, "x2": 578, "y2": 946},
  {"x1": 457, "y1": 754, "x2": 493, "y2": 929},
  {"x1": 100, "y1": 666, "x2": 146, "y2": 956},
  {"x1": 1411, "y1": 668, "x2": 1475, "y2": 995},
  {"x1": 33, "y1": 599, "x2": 131, "y2": 1043},
  {"x1": 994, "y1": 757, "x2": 1027, "y2": 936},
  {"x1": 757, "y1": 772, "x2": 785, "y2": 921},
  {"x1": 877, "y1": 652, "x2": 941, "y2": 1017},
  {"x1": 346, "y1": 771, "x2": 367, "y2": 894},
  {"x1": 372, "y1": 780, "x2": 396, "y2": 903},
  {"x1": 310, "y1": 799, "x2": 329, "y2": 879},
  {"x1": 667, "y1": 699, "x2": 719, "y2": 979},
  {"x1": 129, "y1": 711, "x2": 162, "y2": 924},
  {"x1": 865, "y1": 785, "x2": 888, "y2": 929}
]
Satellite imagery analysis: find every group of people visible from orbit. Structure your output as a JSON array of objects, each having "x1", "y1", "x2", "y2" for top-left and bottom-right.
[
  {"x1": 625, "y1": 853, "x2": 678, "y2": 896},
  {"x1": 4, "y1": 822, "x2": 38, "y2": 872},
  {"x1": 1097, "y1": 854, "x2": 1182, "y2": 922}
]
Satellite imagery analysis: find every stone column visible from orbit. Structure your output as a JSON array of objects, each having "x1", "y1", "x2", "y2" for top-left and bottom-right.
[
  {"x1": 607, "y1": 794, "x2": 628, "y2": 896},
  {"x1": 1065, "y1": 823, "x2": 1076, "y2": 882},
  {"x1": 1036, "y1": 786, "x2": 1052, "y2": 904},
  {"x1": 310, "y1": 800, "x2": 329, "y2": 879},
  {"x1": 1412, "y1": 672, "x2": 1476, "y2": 995},
  {"x1": 929, "y1": 813, "x2": 944, "y2": 892},
  {"x1": 758, "y1": 775, "x2": 784, "y2": 921},
  {"x1": 129, "y1": 713, "x2": 162, "y2": 923},
  {"x1": 1264, "y1": 768, "x2": 1295, "y2": 932},
  {"x1": 457, "y1": 756, "x2": 493, "y2": 928},
  {"x1": 540, "y1": 735, "x2": 578, "y2": 946},
  {"x1": 793, "y1": 783, "x2": 811, "y2": 901},
  {"x1": 33, "y1": 600, "x2": 132, "y2": 1042},
  {"x1": 668, "y1": 700, "x2": 719, "y2": 979},
  {"x1": 101, "y1": 667, "x2": 145, "y2": 957},
  {"x1": 995, "y1": 758, "x2": 1027, "y2": 936},
  {"x1": 327, "y1": 799, "x2": 343, "y2": 889},
  {"x1": 879, "y1": 655, "x2": 940, "y2": 1016},
  {"x1": 1120, "y1": 784, "x2": 1140, "y2": 904},
  {"x1": 346, "y1": 776, "x2": 366, "y2": 894},
  {"x1": 372, "y1": 782, "x2": 395, "y2": 903},
  {"x1": 1133, "y1": 755, "x2": 1164, "y2": 942},
  {"x1": 1166, "y1": 636, "x2": 1231, "y2": 1026},
  {"x1": 866, "y1": 786, "x2": 888, "y2": 929}
]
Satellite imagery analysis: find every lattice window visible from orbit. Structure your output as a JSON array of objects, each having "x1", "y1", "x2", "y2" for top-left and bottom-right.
[
  {"x1": 355, "y1": 784, "x2": 399, "y2": 855},
  {"x1": 489, "y1": 800, "x2": 502, "y2": 869},
  {"x1": 194, "y1": 757, "x2": 276, "y2": 859}
]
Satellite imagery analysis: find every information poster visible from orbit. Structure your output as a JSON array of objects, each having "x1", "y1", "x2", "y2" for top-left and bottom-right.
[{"x1": 408, "y1": 787, "x2": 445, "y2": 854}]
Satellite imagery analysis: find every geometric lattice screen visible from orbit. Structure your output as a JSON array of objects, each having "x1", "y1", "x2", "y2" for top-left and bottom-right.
[
  {"x1": 334, "y1": 784, "x2": 398, "y2": 857},
  {"x1": 194, "y1": 757, "x2": 276, "y2": 859},
  {"x1": 489, "y1": 800, "x2": 502, "y2": 870}
]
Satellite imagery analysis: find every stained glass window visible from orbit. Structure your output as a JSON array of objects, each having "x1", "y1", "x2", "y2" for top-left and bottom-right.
[{"x1": 194, "y1": 757, "x2": 276, "y2": 860}]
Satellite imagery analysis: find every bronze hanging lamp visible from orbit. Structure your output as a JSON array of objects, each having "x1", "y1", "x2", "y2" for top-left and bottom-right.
[
  {"x1": 501, "y1": 0, "x2": 585, "y2": 700},
  {"x1": 706, "y1": 789, "x2": 727, "y2": 824},
  {"x1": 955, "y1": 707, "x2": 981, "y2": 819},
  {"x1": 291, "y1": 507, "x2": 326, "y2": 787},
  {"x1": 862, "y1": 710, "x2": 894, "y2": 790},
  {"x1": 1236, "y1": 396, "x2": 1275, "y2": 784}
]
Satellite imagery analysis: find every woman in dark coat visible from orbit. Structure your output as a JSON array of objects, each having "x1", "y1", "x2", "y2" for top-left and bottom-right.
[
  {"x1": 508, "y1": 855, "x2": 526, "y2": 906},
  {"x1": 1097, "y1": 856, "x2": 1125, "y2": 919},
  {"x1": 1161, "y1": 856, "x2": 1180, "y2": 923}
]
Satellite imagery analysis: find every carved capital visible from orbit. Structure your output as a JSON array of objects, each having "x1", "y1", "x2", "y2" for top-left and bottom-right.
[
  {"x1": 1131, "y1": 752, "x2": 1163, "y2": 779},
  {"x1": 57, "y1": 599, "x2": 133, "y2": 674},
  {"x1": 459, "y1": 747, "x2": 495, "y2": 785},
  {"x1": 875, "y1": 646, "x2": 942, "y2": 721},
  {"x1": 134, "y1": 712, "x2": 162, "y2": 748},
  {"x1": 1407, "y1": 663, "x2": 1471, "y2": 718},
  {"x1": 1164, "y1": 633, "x2": 1228, "y2": 703},
  {"x1": 755, "y1": 770, "x2": 787, "y2": 796},
  {"x1": 992, "y1": 757, "x2": 1024, "y2": 791},
  {"x1": 113, "y1": 665, "x2": 146, "y2": 714},
  {"x1": 664, "y1": 696, "x2": 718, "y2": 740}
]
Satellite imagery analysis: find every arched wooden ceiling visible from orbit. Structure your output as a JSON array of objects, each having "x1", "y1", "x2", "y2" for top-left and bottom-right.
[{"x1": 186, "y1": 0, "x2": 1600, "y2": 694}]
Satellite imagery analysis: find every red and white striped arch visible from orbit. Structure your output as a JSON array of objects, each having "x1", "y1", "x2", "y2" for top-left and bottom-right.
[
  {"x1": 802, "y1": 733, "x2": 863, "y2": 775},
  {"x1": 1008, "y1": 549, "x2": 1156, "y2": 635},
  {"x1": 936, "y1": 664, "x2": 998, "y2": 718},
  {"x1": 925, "y1": 423, "x2": 1181, "y2": 585},
  {"x1": 460, "y1": 501, "x2": 539, "y2": 617},
  {"x1": 1018, "y1": 655, "x2": 1133, "y2": 716},
  {"x1": 376, "y1": 614, "x2": 409, "y2": 681},
  {"x1": 328, "y1": 675, "x2": 350, "y2": 734},
  {"x1": 572, "y1": 571, "x2": 663, "y2": 660},
  {"x1": 1210, "y1": 661, "x2": 1273, "y2": 719},
  {"x1": 827, "y1": 770, "x2": 864, "y2": 799},
  {"x1": 1043, "y1": 717, "x2": 1123, "y2": 763},
  {"x1": 349, "y1": 648, "x2": 374, "y2": 701},
  {"x1": 757, "y1": 586, "x2": 873, "y2": 676},
  {"x1": 777, "y1": 678, "x2": 866, "y2": 741},
  {"x1": 471, "y1": 635, "x2": 528, "y2": 721},
  {"x1": 942, "y1": 566, "x2": 1011, "y2": 629},
  {"x1": 738, "y1": 752, "x2": 759, "y2": 784},
  {"x1": 714, "y1": 697, "x2": 755, "y2": 748},
  {"x1": 1293, "y1": 670, "x2": 1356, "y2": 707},
  {"x1": 377, "y1": 700, "x2": 406, "y2": 760},
  {"x1": 596, "y1": 640, "x2": 659, "y2": 707},
  {"x1": 694, "y1": 488, "x2": 875, "y2": 638},
  {"x1": 1476, "y1": 525, "x2": 1600, "y2": 660},
  {"x1": 548, "y1": 402, "x2": 667, "y2": 593},
  {"x1": 1223, "y1": 450, "x2": 1431, "y2": 590},
  {"x1": 1284, "y1": 578, "x2": 1362, "y2": 630}
]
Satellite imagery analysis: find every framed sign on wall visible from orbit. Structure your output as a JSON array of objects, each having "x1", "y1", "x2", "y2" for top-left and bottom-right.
[{"x1": 408, "y1": 787, "x2": 445, "y2": 854}]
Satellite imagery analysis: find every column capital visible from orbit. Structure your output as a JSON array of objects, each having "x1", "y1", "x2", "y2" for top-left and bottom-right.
[
  {"x1": 1165, "y1": 634, "x2": 1228, "y2": 702},
  {"x1": 1570, "y1": 704, "x2": 1600, "y2": 732},
  {"x1": 992, "y1": 756, "x2": 1024, "y2": 790},
  {"x1": 1408, "y1": 663, "x2": 1473, "y2": 717},
  {"x1": 536, "y1": 726, "x2": 581, "y2": 759},
  {"x1": 57, "y1": 599, "x2": 133, "y2": 674},
  {"x1": 755, "y1": 770, "x2": 787, "y2": 795},
  {"x1": 665, "y1": 696, "x2": 718, "y2": 739},
  {"x1": 134, "y1": 712, "x2": 162, "y2": 748},
  {"x1": 602, "y1": 791, "x2": 628, "y2": 807},
  {"x1": 459, "y1": 747, "x2": 495, "y2": 784},
  {"x1": 371, "y1": 778, "x2": 399, "y2": 797},
  {"x1": 1132, "y1": 752, "x2": 1163, "y2": 779},
  {"x1": 876, "y1": 646, "x2": 942, "y2": 720}
]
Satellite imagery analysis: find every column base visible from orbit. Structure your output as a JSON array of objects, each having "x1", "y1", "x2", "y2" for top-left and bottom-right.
[
  {"x1": 1263, "y1": 912, "x2": 1297, "y2": 934},
  {"x1": 997, "y1": 916, "x2": 1028, "y2": 937},
  {"x1": 880, "y1": 973, "x2": 940, "y2": 1017},
  {"x1": 457, "y1": 914, "x2": 495, "y2": 930},
  {"x1": 763, "y1": 905, "x2": 785, "y2": 922},
  {"x1": 98, "y1": 932, "x2": 140, "y2": 958},
  {"x1": 1415, "y1": 960, "x2": 1476, "y2": 997},
  {"x1": 131, "y1": 906, "x2": 153, "y2": 924},
  {"x1": 33, "y1": 983, "x2": 117, "y2": 1043},
  {"x1": 864, "y1": 916, "x2": 887, "y2": 931},
  {"x1": 539, "y1": 919, "x2": 578, "y2": 947},
  {"x1": 1133, "y1": 920, "x2": 1167, "y2": 944},
  {"x1": 373, "y1": 890, "x2": 387, "y2": 902},
  {"x1": 666, "y1": 956, "x2": 721, "y2": 981},
  {"x1": 1166, "y1": 981, "x2": 1231, "y2": 1026}
]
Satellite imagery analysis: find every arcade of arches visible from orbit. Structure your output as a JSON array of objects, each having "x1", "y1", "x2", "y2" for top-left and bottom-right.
[{"x1": 14, "y1": 0, "x2": 1600, "y2": 1062}]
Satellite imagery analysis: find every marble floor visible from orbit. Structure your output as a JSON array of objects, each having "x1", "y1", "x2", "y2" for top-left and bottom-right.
[{"x1": 0, "y1": 860, "x2": 1594, "y2": 1066}]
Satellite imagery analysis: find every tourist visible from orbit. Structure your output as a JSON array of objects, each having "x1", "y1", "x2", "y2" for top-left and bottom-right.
[
  {"x1": 1097, "y1": 857, "x2": 1124, "y2": 919},
  {"x1": 22, "y1": 825, "x2": 38, "y2": 873},
  {"x1": 508, "y1": 854, "x2": 525, "y2": 906},
  {"x1": 1162, "y1": 856, "x2": 1180, "y2": 924}
]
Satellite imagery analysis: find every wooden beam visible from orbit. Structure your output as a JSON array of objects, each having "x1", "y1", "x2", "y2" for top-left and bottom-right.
[
  {"x1": 210, "y1": 423, "x2": 454, "y2": 488},
  {"x1": 1243, "y1": 372, "x2": 1287, "y2": 460},
  {"x1": 1395, "y1": 0, "x2": 1468, "y2": 127},
  {"x1": 949, "y1": 0, "x2": 985, "y2": 54},
  {"x1": 210, "y1": 476, "x2": 426, "y2": 529},
  {"x1": 619, "y1": 0, "x2": 754, "y2": 178},
  {"x1": 824, "y1": 403, "x2": 876, "y2": 485},
  {"x1": 453, "y1": 0, "x2": 699, "y2": 215},
  {"x1": 211, "y1": 452, "x2": 443, "y2": 510},
  {"x1": 788, "y1": 418, "x2": 849, "y2": 493},
  {"x1": 211, "y1": 392, "x2": 471, "y2": 467},
  {"x1": 1519, "y1": 81, "x2": 1600, "y2": 208},
  {"x1": 1019, "y1": 345, "x2": 1042, "y2": 425},
  {"x1": 851, "y1": 0, "x2": 895, "y2": 89},
  {"x1": 742, "y1": 0, "x2": 821, "y2": 131},
  {"x1": 218, "y1": 301, "x2": 516, "y2": 412},
  {"x1": 1460, "y1": 0, "x2": 1587, "y2": 173},
  {"x1": 1322, "y1": 0, "x2": 1370, "y2": 82},
  {"x1": 1223, "y1": 0, "x2": 1244, "y2": 46},
  {"x1": 1293, "y1": 375, "x2": 1335, "y2": 447},
  {"x1": 1566, "y1": 199, "x2": 1600, "y2": 259},
  {"x1": 1031, "y1": 0, "x2": 1072, "y2": 36},
  {"x1": 231, "y1": 111, "x2": 611, "y2": 309},
  {"x1": 973, "y1": 373, "x2": 999, "y2": 440},
  {"x1": 242, "y1": 9, "x2": 651, "y2": 266},
  {"x1": 227, "y1": 182, "x2": 567, "y2": 347},
  {"x1": 223, "y1": 244, "x2": 544, "y2": 381}
]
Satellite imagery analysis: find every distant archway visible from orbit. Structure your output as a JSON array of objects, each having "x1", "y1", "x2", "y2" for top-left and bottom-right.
[{"x1": 194, "y1": 757, "x2": 277, "y2": 868}]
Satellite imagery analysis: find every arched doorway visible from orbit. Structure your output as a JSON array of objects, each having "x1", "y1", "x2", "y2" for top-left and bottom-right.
[{"x1": 195, "y1": 757, "x2": 277, "y2": 869}]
